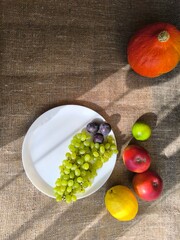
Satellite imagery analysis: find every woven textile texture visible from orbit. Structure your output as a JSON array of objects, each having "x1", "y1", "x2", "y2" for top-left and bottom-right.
[{"x1": 0, "y1": 1, "x2": 180, "y2": 240}]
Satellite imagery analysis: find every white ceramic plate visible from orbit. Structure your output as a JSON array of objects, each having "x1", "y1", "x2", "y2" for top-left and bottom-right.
[{"x1": 22, "y1": 105, "x2": 117, "y2": 199}]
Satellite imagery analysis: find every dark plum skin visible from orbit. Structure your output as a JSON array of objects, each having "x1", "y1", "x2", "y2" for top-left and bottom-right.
[
  {"x1": 93, "y1": 133, "x2": 104, "y2": 143},
  {"x1": 99, "y1": 122, "x2": 111, "y2": 136},
  {"x1": 86, "y1": 122, "x2": 99, "y2": 134}
]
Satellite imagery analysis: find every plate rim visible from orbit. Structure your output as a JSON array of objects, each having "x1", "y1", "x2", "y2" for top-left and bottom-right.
[{"x1": 22, "y1": 104, "x2": 117, "y2": 199}]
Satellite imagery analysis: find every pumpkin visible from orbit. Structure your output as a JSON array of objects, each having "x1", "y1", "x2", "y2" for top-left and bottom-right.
[{"x1": 127, "y1": 22, "x2": 180, "y2": 78}]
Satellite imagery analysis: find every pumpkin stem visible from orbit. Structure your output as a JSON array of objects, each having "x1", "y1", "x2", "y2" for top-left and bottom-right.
[{"x1": 158, "y1": 30, "x2": 170, "y2": 42}]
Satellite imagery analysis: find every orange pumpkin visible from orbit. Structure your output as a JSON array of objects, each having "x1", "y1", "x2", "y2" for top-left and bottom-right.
[{"x1": 127, "y1": 22, "x2": 180, "y2": 78}]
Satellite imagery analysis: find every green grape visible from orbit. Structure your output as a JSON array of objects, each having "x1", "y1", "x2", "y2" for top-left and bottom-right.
[
  {"x1": 59, "y1": 166, "x2": 64, "y2": 173},
  {"x1": 64, "y1": 168, "x2": 70, "y2": 175},
  {"x1": 71, "y1": 139, "x2": 76, "y2": 145},
  {"x1": 55, "y1": 178, "x2": 61, "y2": 186},
  {"x1": 68, "y1": 179, "x2": 74, "y2": 187},
  {"x1": 75, "y1": 142, "x2": 80, "y2": 148},
  {"x1": 82, "y1": 181, "x2": 89, "y2": 188},
  {"x1": 79, "y1": 188, "x2": 85, "y2": 193},
  {"x1": 61, "y1": 179, "x2": 68, "y2": 186},
  {"x1": 94, "y1": 143, "x2": 100, "y2": 149},
  {"x1": 57, "y1": 188, "x2": 64, "y2": 195},
  {"x1": 81, "y1": 133, "x2": 87, "y2": 141},
  {"x1": 60, "y1": 185, "x2": 66, "y2": 192},
  {"x1": 110, "y1": 145, "x2": 117, "y2": 151},
  {"x1": 77, "y1": 158, "x2": 84, "y2": 165},
  {"x1": 55, "y1": 129, "x2": 118, "y2": 203},
  {"x1": 65, "y1": 195, "x2": 72, "y2": 203},
  {"x1": 76, "y1": 187, "x2": 82, "y2": 193},
  {"x1": 81, "y1": 170, "x2": 87, "y2": 177},
  {"x1": 71, "y1": 195, "x2": 77, "y2": 202},
  {"x1": 79, "y1": 149, "x2": 85, "y2": 155},
  {"x1": 95, "y1": 160, "x2": 103, "y2": 169},
  {"x1": 61, "y1": 173, "x2": 66, "y2": 179},
  {"x1": 113, "y1": 149, "x2": 119, "y2": 154},
  {"x1": 107, "y1": 135, "x2": 114, "y2": 142},
  {"x1": 63, "y1": 174, "x2": 70, "y2": 180},
  {"x1": 87, "y1": 181, "x2": 92, "y2": 187},
  {"x1": 90, "y1": 156, "x2": 96, "y2": 164},
  {"x1": 91, "y1": 169, "x2": 97, "y2": 177},
  {"x1": 71, "y1": 164, "x2": 78, "y2": 170},
  {"x1": 84, "y1": 140, "x2": 90, "y2": 146},
  {"x1": 77, "y1": 177, "x2": 83, "y2": 183},
  {"x1": 82, "y1": 163, "x2": 89, "y2": 170},
  {"x1": 76, "y1": 133, "x2": 81, "y2": 139},
  {"x1": 93, "y1": 151, "x2": 99, "y2": 157},
  {"x1": 90, "y1": 142, "x2": 95, "y2": 149},
  {"x1": 79, "y1": 143, "x2": 84, "y2": 149},
  {"x1": 84, "y1": 154, "x2": 90, "y2": 162},
  {"x1": 53, "y1": 186, "x2": 60, "y2": 193},
  {"x1": 65, "y1": 152, "x2": 71, "y2": 158},
  {"x1": 84, "y1": 147, "x2": 90, "y2": 154},
  {"x1": 100, "y1": 145, "x2": 105, "y2": 154},
  {"x1": 75, "y1": 169, "x2": 81, "y2": 176},
  {"x1": 100, "y1": 157, "x2": 106, "y2": 163},
  {"x1": 69, "y1": 171, "x2": 75, "y2": 179},
  {"x1": 105, "y1": 152, "x2": 111, "y2": 159},
  {"x1": 85, "y1": 132, "x2": 91, "y2": 140},
  {"x1": 66, "y1": 162, "x2": 73, "y2": 169},
  {"x1": 54, "y1": 192, "x2": 60, "y2": 197},
  {"x1": 66, "y1": 186, "x2": 72, "y2": 193},
  {"x1": 85, "y1": 170, "x2": 91, "y2": 179},
  {"x1": 56, "y1": 195, "x2": 63, "y2": 202},
  {"x1": 72, "y1": 188, "x2": 78, "y2": 194},
  {"x1": 69, "y1": 144, "x2": 76, "y2": 152},
  {"x1": 74, "y1": 182, "x2": 80, "y2": 189},
  {"x1": 71, "y1": 153, "x2": 76, "y2": 159},
  {"x1": 62, "y1": 160, "x2": 68, "y2": 165},
  {"x1": 105, "y1": 143, "x2": 110, "y2": 149},
  {"x1": 102, "y1": 157, "x2": 109, "y2": 163}
]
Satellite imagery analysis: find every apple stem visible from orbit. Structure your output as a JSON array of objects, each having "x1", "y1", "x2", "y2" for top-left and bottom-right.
[{"x1": 152, "y1": 182, "x2": 158, "y2": 188}]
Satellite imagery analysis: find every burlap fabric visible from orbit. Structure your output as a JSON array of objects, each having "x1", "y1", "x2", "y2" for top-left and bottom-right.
[{"x1": 1, "y1": 1, "x2": 180, "y2": 239}]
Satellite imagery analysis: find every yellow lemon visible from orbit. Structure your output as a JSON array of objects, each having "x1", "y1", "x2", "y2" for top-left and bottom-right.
[{"x1": 105, "y1": 185, "x2": 138, "y2": 221}]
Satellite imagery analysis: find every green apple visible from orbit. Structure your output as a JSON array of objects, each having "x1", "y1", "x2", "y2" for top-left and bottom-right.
[{"x1": 132, "y1": 122, "x2": 151, "y2": 141}]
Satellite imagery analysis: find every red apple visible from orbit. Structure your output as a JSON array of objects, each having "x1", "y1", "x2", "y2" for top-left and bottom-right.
[
  {"x1": 122, "y1": 145, "x2": 151, "y2": 173},
  {"x1": 132, "y1": 170, "x2": 163, "y2": 201}
]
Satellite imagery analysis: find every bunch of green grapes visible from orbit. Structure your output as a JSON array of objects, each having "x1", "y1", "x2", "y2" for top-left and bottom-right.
[{"x1": 54, "y1": 130, "x2": 118, "y2": 203}]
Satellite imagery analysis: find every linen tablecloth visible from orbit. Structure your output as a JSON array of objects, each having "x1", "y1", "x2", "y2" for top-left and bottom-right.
[{"x1": 1, "y1": 1, "x2": 180, "y2": 239}]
